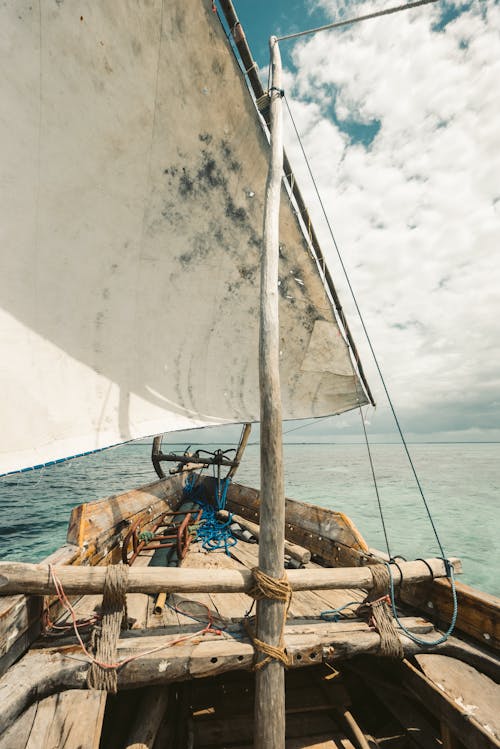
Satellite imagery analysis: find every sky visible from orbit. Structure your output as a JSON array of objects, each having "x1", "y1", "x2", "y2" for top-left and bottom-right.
[{"x1": 203, "y1": 0, "x2": 500, "y2": 444}]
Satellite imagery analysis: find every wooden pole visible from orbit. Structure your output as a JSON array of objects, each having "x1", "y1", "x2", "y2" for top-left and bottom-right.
[
  {"x1": 255, "y1": 35, "x2": 286, "y2": 749},
  {"x1": 0, "y1": 558, "x2": 461, "y2": 596}
]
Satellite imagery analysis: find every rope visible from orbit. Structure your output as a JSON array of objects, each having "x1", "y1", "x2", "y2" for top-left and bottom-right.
[
  {"x1": 364, "y1": 565, "x2": 404, "y2": 658},
  {"x1": 88, "y1": 565, "x2": 129, "y2": 692},
  {"x1": 385, "y1": 560, "x2": 458, "y2": 646},
  {"x1": 320, "y1": 601, "x2": 360, "y2": 621},
  {"x1": 48, "y1": 565, "x2": 224, "y2": 677},
  {"x1": 276, "y1": 0, "x2": 439, "y2": 42},
  {"x1": 283, "y1": 94, "x2": 447, "y2": 561},
  {"x1": 358, "y1": 406, "x2": 392, "y2": 558},
  {"x1": 245, "y1": 567, "x2": 292, "y2": 669},
  {"x1": 184, "y1": 475, "x2": 237, "y2": 554}
]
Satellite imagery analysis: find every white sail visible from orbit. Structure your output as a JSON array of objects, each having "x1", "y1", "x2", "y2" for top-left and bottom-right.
[{"x1": 0, "y1": 0, "x2": 369, "y2": 475}]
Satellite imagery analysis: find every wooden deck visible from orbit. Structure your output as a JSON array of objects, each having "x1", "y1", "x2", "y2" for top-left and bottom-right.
[{"x1": 1, "y1": 476, "x2": 499, "y2": 749}]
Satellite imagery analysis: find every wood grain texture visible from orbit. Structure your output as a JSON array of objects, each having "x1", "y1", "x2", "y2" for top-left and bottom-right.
[
  {"x1": 226, "y1": 482, "x2": 369, "y2": 553},
  {"x1": 401, "y1": 578, "x2": 500, "y2": 651},
  {"x1": 256, "y1": 34, "x2": 286, "y2": 749},
  {"x1": 403, "y1": 659, "x2": 500, "y2": 749},
  {"x1": 0, "y1": 557, "x2": 462, "y2": 596},
  {"x1": 1, "y1": 618, "x2": 495, "y2": 738},
  {"x1": 415, "y1": 654, "x2": 500, "y2": 745},
  {"x1": 124, "y1": 686, "x2": 169, "y2": 749}
]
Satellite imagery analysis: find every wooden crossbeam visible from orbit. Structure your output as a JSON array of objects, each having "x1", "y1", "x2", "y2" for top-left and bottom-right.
[{"x1": 0, "y1": 558, "x2": 461, "y2": 597}]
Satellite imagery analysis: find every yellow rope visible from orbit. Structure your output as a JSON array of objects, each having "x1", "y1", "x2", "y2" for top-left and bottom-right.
[{"x1": 245, "y1": 567, "x2": 293, "y2": 670}]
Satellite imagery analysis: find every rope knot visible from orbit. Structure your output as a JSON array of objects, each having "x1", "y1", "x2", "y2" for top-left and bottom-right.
[{"x1": 245, "y1": 567, "x2": 292, "y2": 670}]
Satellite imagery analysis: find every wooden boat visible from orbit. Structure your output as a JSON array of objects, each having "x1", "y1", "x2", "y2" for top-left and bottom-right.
[
  {"x1": 0, "y1": 0, "x2": 499, "y2": 747},
  {"x1": 0, "y1": 454, "x2": 499, "y2": 748}
]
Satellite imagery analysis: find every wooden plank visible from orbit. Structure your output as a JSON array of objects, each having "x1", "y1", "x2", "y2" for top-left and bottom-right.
[
  {"x1": 66, "y1": 476, "x2": 184, "y2": 547},
  {"x1": 127, "y1": 549, "x2": 157, "y2": 630},
  {"x1": 401, "y1": 578, "x2": 500, "y2": 651},
  {"x1": 226, "y1": 482, "x2": 369, "y2": 551},
  {"x1": 0, "y1": 544, "x2": 78, "y2": 678},
  {"x1": 353, "y1": 662, "x2": 442, "y2": 748},
  {"x1": 24, "y1": 690, "x2": 106, "y2": 749},
  {"x1": 415, "y1": 654, "x2": 500, "y2": 745},
  {"x1": 124, "y1": 686, "x2": 169, "y2": 749},
  {"x1": 0, "y1": 703, "x2": 37, "y2": 749},
  {"x1": 192, "y1": 712, "x2": 343, "y2": 746},
  {"x1": 403, "y1": 659, "x2": 500, "y2": 749},
  {"x1": 285, "y1": 738, "x2": 355, "y2": 749}
]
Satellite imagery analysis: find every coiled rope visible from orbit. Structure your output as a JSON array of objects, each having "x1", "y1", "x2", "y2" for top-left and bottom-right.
[{"x1": 184, "y1": 474, "x2": 237, "y2": 554}]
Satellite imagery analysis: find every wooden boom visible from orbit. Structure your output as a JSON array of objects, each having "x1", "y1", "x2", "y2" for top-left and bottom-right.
[{"x1": 0, "y1": 557, "x2": 461, "y2": 596}]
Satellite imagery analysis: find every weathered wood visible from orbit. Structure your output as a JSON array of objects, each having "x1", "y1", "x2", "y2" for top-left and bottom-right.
[
  {"x1": 0, "y1": 544, "x2": 78, "y2": 678},
  {"x1": 227, "y1": 495, "x2": 371, "y2": 568},
  {"x1": 352, "y1": 663, "x2": 442, "y2": 749},
  {"x1": 0, "y1": 474, "x2": 187, "y2": 677},
  {"x1": 0, "y1": 621, "x2": 496, "y2": 737},
  {"x1": 124, "y1": 686, "x2": 169, "y2": 749},
  {"x1": 219, "y1": 510, "x2": 311, "y2": 564},
  {"x1": 0, "y1": 557, "x2": 462, "y2": 596},
  {"x1": 256, "y1": 34, "x2": 286, "y2": 749},
  {"x1": 226, "y1": 423, "x2": 252, "y2": 479},
  {"x1": 403, "y1": 659, "x2": 500, "y2": 749},
  {"x1": 0, "y1": 703, "x2": 37, "y2": 749},
  {"x1": 415, "y1": 654, "x2": 500, "y2": 745},
  {"x1": 441, "y1": 723, "x2": 460, "y2": 749},
  {"x1": 192, "y1": 713, "x2": 344, "y2": 746},
  {"x1": 16, "y1": 691, "x2": 106, "y2": 749},
  {"x1": 226, "y1": 482, "x2": 369, "y2": 552},
  {"x1": 401, "y1": 578, "x2": 500, "y2": 651}
]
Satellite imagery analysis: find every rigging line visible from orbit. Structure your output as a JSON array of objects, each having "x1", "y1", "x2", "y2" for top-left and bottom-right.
[
  {"x1": 358, "y1": 407, "x2": 391, "y2": 559},
  {"x1": 283, "y1": 94, "x2": 447, "y2": 560},
  {"x1": 276, "y1": 0, "x2": 440, "y2": 42},
  {"x1": 282, "y1": 413, "x2": 336, "y2": 436}
]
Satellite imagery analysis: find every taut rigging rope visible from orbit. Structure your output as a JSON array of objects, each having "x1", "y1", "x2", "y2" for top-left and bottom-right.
[
  {"x1": 283, "y1": 94, "x2": 447, "y2": 562},
  {"x1": 276, "y1": 0, "x2": 440, "y2": 42}
]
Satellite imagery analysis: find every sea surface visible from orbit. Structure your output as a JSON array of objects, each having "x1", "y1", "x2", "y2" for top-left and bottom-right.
[{"x1": 1, "y1": 442, "x2": 498, "y2": 597}]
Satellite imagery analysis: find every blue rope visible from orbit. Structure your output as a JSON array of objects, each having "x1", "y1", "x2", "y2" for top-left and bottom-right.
[
  {"x1": 183, "y1": 475, "x2": 236, "y2": 554},
  {"x1": 320, "y1": 601, "x2": 360, "y2": 622},
  {"x1": 385, "y1": 560, "x2": 458, "y2": 646}
]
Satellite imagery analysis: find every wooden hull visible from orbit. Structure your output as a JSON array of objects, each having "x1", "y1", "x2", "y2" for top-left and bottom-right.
[{"x1": 0, "y1": 473, "x2": 499, "y2": 748}]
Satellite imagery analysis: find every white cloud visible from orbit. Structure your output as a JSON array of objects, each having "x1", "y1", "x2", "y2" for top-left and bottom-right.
[{"x1": 280, "y1": 0, "x2": 500, "y2": 436}]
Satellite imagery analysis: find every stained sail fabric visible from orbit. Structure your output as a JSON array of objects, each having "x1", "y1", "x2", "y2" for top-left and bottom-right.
[{"x1": 0, "y1": 0, "x2": 369, "y2": 475}]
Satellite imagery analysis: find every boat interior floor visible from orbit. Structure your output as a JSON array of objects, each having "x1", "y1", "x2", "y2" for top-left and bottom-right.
[{"x1": 1, "y1": 531, "x2": 499, "y2": 748}]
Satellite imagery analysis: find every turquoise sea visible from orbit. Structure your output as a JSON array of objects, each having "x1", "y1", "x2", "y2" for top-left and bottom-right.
[{"x1": 1, "y1": 441, "x2": 498, "y2": 597}]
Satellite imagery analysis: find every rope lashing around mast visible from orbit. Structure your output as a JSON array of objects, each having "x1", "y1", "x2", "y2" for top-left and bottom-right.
[{"x1": 245, "y1": 567, "x2": 293, "y2": 669}]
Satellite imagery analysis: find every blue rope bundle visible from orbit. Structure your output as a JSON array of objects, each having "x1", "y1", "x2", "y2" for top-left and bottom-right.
[{"x1": 183, "y1": 474, "x2": 236, "y2": 554}]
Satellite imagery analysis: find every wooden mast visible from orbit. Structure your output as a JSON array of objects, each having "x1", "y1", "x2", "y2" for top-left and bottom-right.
[{"x1": 254, "y1": 35, "x2": 286, "y2": 749}]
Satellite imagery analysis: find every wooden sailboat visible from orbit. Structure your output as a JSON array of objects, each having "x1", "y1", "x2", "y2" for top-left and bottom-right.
[{"x1": 0, "y1": 0, "x2": 499, "y2": 747}]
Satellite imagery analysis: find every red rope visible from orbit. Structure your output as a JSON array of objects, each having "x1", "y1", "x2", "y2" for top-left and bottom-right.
[{"x1": 48, "y1": 565, "x2": 222, "y2": 671}]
